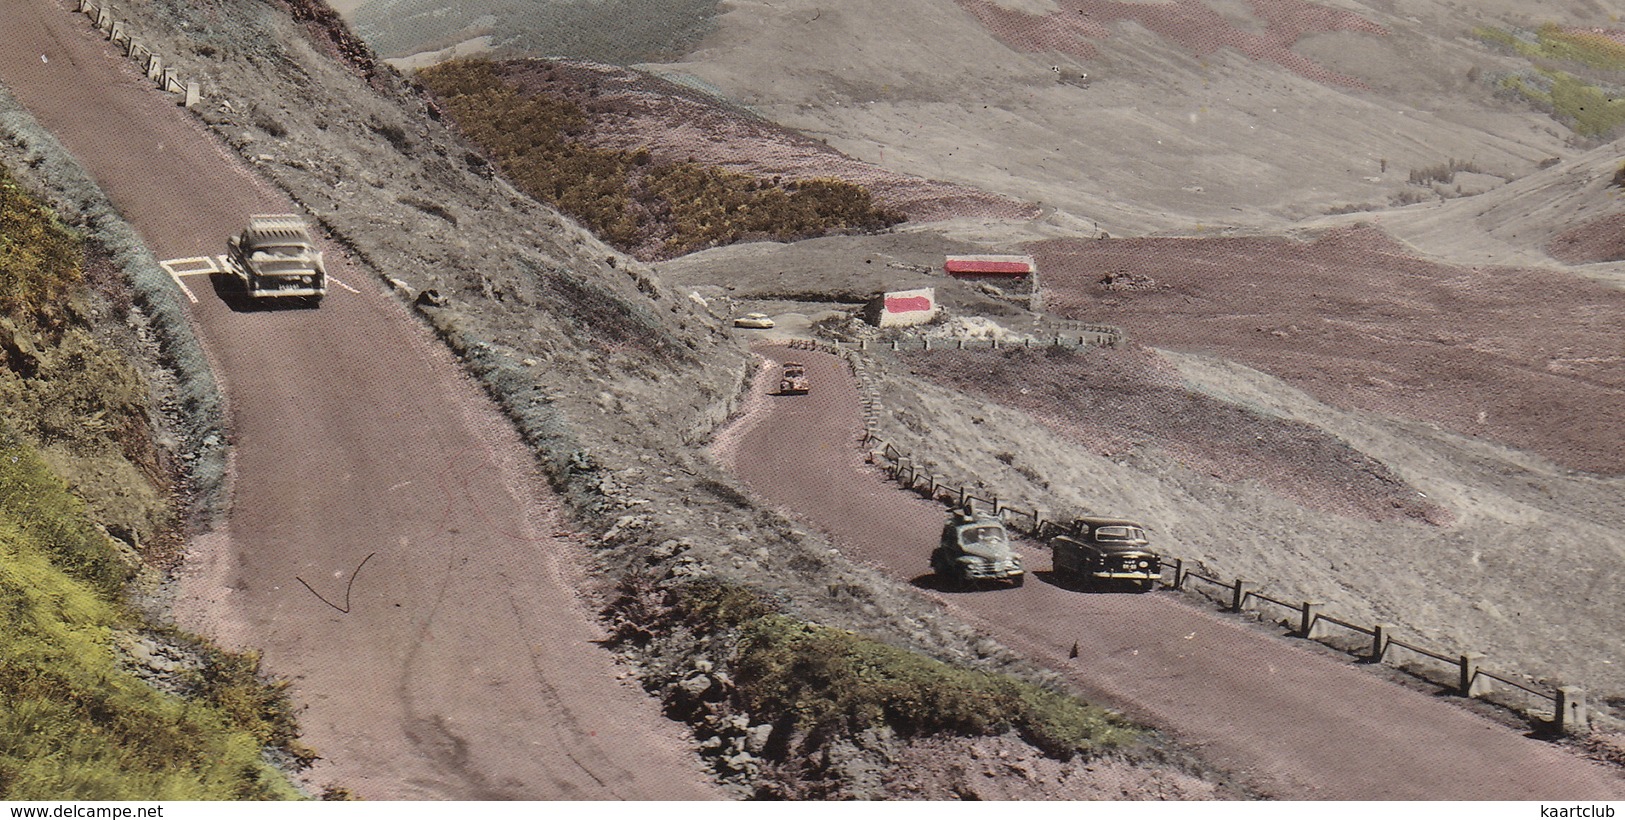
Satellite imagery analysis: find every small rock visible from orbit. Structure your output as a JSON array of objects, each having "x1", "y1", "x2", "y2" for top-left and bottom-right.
[
  {"x1": 745, "y1": 724, "x2": 774, "y2": 754},
  {"x1": 676, "y1": 675, "x2": 714, "y2": 698}
]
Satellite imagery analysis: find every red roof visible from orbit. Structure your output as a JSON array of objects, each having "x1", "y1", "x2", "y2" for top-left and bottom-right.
[{"x1": 944, "y1": 256, "x2": 1034, "y2": 276}]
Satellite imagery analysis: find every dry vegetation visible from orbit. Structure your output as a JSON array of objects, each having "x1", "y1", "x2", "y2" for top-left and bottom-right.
[
  {"x1": 0, "y1": 165, "x2": 305, "y2": 800},
  {"x1": 1476, "y1": 24, "x2": 1625, "y2": 139},
  {"x1": 608, "y1": 575, "x2": 1141, "y2": 797},
  {"x1": 416, "y1": 59, "x2": 904, "y2": 259}
]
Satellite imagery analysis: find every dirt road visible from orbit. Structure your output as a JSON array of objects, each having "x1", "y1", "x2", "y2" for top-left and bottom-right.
[
  {"x1": 719, "y1": 346, "x2": 1625, "y2": 800},
  {"x1": 1, "y1": 1, "x2": 713, "y2": 799}
]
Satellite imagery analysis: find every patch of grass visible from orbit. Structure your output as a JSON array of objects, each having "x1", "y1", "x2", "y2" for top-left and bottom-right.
[
  {"x1": 416, "y1": 59, "x2": 903, "y2": 260},
  {"x1": 733, "y1": 614, "x2": 1137, "y2": 759},
  {"x1": 0, "y1": 166, "x2": 173, "y2": 551},
  {"x1": 0, "y1": 115, "x2": 227, "y2": 521},
  {"x1": 0, "y1": 166, "x2": 81, "y2": 321},
  {"x1": 670, "y1": 577, "x2": 776, "y2": 634},
  {"x1": 0, "y1": 441, "x2": 301, "y2": 800},
  {"x1": 1474, "y1": 25, "x2": 1625, "y2": 138},
  {"x1": 0, "y1": 159, "x2": 304, "y2": 798}
]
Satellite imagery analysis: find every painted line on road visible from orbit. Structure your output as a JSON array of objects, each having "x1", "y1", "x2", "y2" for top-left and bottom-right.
[
  {"x1": 157, "y1": 255, "x2": 222, "y2": 304},
  {"x1": 327, "y1": 274, "x2": 361, "y2": 295}
]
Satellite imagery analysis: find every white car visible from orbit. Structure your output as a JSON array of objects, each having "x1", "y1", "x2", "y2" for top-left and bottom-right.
[{"x1": 733, "y1": 313, "x2": 776, "y2": 329}]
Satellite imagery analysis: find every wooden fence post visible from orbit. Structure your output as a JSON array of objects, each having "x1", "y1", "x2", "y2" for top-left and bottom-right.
[
  {"x1": 1298, "y1": 602, "x2": 1323, "y2": 640},
  {"x1": 1230, "y1": 578, "x2": 1251, "y2": 613},
  {"x1": 1556, "y1": 686, "x2": 1589, "y2": 735},
  {"x1": 1369, "y1": 623, "x2": 1393, "y2": 662},
  {"x1": 1168, "y1": 557, "x2": 1185, "y2": 590},
  {"x1": 1459, "y1": 653, "x2": 1490, "y2": 697}
]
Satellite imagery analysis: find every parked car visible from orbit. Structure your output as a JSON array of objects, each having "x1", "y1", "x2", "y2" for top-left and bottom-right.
[
  {"x1": 1049, "y1": 516, "x2": 1161, "y2": 592},
  {"x1": 733, "y1": 313, "x2": 775, "y2": 329},
  {"x1": 778, "y1": 362, "x2": 810, "y2": 395},
  {"x1": 932, "y1": 508, "x2": 1024, "y2": 587}
]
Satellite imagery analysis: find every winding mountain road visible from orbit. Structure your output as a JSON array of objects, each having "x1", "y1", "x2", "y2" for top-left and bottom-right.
[
  {"x1": 717, "y1": 345, "x2": 1625, "y2": 800},
  {"x1": 1, "y1": 1, "x2": 713, "y2": 800}
]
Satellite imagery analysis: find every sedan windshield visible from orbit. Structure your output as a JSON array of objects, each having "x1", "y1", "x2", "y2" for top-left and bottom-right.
[{"x1": 1094, "y1": 526, "x2": 1146, "y2": 541}]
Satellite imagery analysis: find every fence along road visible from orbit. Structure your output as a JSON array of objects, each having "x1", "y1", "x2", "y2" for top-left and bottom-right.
[
  {"x1": 0, "y1": 2, "x2": 715, "y2": 800},
  {"x1": 719, "y1": 345, "x2": 1625, "y2": 800}
]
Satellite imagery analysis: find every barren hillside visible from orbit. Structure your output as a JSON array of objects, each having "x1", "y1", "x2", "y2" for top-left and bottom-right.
[{"x1": 8, "y1": 0, "x2": 1623, "y2": 801}]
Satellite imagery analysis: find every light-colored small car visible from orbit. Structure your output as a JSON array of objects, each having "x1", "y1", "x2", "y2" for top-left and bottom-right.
[
  {"x1": 227, "y1": 214, "x2": 326, "y2": 304},
  {"x1": 932, "y1": 509, "x2": 1024, "y2": 588},
  {"x1": 733, "y1": 313, "x2": 776, "y2": 329}
]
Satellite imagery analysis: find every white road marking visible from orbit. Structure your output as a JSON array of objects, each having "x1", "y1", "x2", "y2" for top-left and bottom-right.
[
  {"x1": 157, "y1": 256, "x2": 221, "y2": 304},
  {"x1": 327, "y1": 274, "x2": 361, "y2": 294}
]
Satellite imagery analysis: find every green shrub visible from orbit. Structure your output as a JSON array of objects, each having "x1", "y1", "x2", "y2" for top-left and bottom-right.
[
  {"x1": 1474, "y1": 24, "x2": 1625, "y2": 138},
  {"x1": 668, "y1": 577, "x2": 775, "y2": 634},
  {"x1": 733, "y1": 615, "x2": 1135, "y2": 758}
]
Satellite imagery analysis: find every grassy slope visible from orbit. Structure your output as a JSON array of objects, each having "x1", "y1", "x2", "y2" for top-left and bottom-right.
[
  {"x1": 0, "y1": 166, "x2": 302, "y2": 800},
  {"x1": 1476, "y1": 23, "x2": 1625, "y2": 139}
]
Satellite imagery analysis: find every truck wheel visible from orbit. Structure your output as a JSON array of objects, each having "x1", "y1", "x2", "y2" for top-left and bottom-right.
[{"x1": 1010, "y1": 575, "x2": 1025, "y2": 588}]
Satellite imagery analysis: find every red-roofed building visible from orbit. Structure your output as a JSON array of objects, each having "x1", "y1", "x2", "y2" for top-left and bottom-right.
[
  {"x1": 944, "y1": 254, "x2": 1041, "y2": 309},
  {"x1": 944, "y1": 255, "x2": 1035, "y2": 276}
]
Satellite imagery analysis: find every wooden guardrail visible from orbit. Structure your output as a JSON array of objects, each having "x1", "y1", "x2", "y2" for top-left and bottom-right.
[
  {"x1": 780, "y1": 337, "x2": 1602, "y2": 736},
  {"x1": 75, "y1": 1, "x2": 201, "y2": 107}
]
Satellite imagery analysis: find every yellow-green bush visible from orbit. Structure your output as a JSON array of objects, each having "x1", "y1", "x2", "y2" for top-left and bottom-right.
[
  {"x1": 1475, "y1": 25, "x2": 1625, "y2": 138},
  {"x1": 0, "y1": 442, "x2": 300, "y2": 799}
]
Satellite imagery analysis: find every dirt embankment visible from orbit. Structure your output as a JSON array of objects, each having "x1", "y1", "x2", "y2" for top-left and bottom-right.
[
  {"x1": 1548, "y1": 211, "x2": 1625, "y2": 264},
  {"x1": 1033, "y1": 226, "x2": 1625, "y2": 475},
  {"x1": 899, "y1": 346, "x2": 1446, "y2": 524}
]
